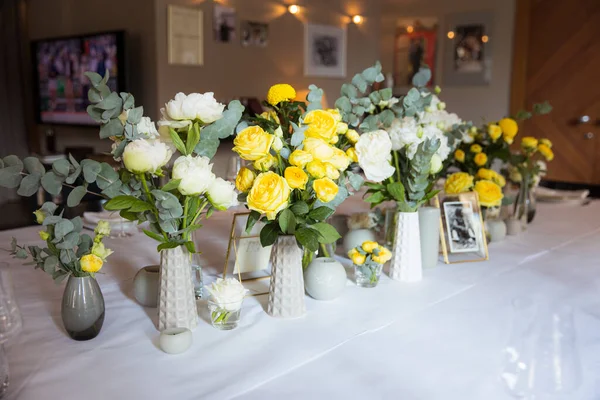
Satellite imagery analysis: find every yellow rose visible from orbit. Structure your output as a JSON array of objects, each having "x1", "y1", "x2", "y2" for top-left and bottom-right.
[
  {"x1": 253, "y1": 154, "x2": 277, "y2": 171},
  {"x1": 247, "y1": 171, "x2": 291, "y2": 220},
  {"x1": 233, "y1": 126, "x2": 274, "y2": 161},
  {"x1": 372, "y1": 246, "x2": 392, "y2": 264},
  {"x1": 235, "y1": 167, "x2": 255, "y2": 193},
  {"x1": 454, "y1": 149, "x2": 465, "y2": 163},
  {"x1": 470, "y1": 144, "x2": 482, "y2": 154},
  {"x1": 33, "y1": 209, "x2": 45, "y2": 224},
  {"x1": 80, "y1": 254, "x2": 103, "y2": 273},
  {"x1": 303, "y1": 110, "x2": 338, "y2": 142},
  {"x1": 521, "y1": 136, "x2": 538, "y2": 149},
  {"x1": 538, "y1": 143, "x2": 554, "y2": 161},
  {"x1": 444, "y1": 172, "x2": 474, "y2": 194},
  {"x1": 476, "y1": 168, "x2": 506, "y2": 187},
  {"x1": 504, "y1": 136, "x2": 514, "y2": 145},
  {"x1": 267, "y1": 84, "x2": 296, "y2": 106},
  {"x1": 259, "y1": 110, "x2": 280, "y2": 124},
  {"x1": 303, "y1": 137, "x2": 335, "y2": 162},
  {"x1": 351, "y1": 252, "x2": 366, "y2": 265},
  {"x1": 324, "y1": 162, "x2": 340, "y2": 180},
  {"x1": 346, "y1": 147, "x2": 358, "y2": 163},
  {"x1": 313, "y1": 177, "x2": 339, "y2": 203},
  {"x1": 474, "y1": 153, "x2": 488, "y2": 166},
  {"x1": 539, "y1": 138, "x2": 552, "y2": 148},
  {"x1": 499, "y1": 118, "x2": 518, "y2": 141},
  {"x1": 361, "y1": 241, "x2": 378, "y2": 253},
  {"x1": 474, "y1": 180, "x2": 504, "y2": 208},
  {"x1": 39, "y1": 231, "x2": 50, "y2": 241},
  {"x1": 329, "y1": 147, "x2": 351, "y2": 171},
  {"x1": 288, "y1": 149, "x2": 313, "y2": 168},
  {"x1": 488, "y1": 124, "x2": 502, "y2": 141},
  {"x1": 327, "y1": 108, "x2": 342, "y2": 122},
  {"x1": 336, "y1": 122, "x2": 349, "y2": 134},
  {"x1": 306, "y1": 160, "x2": 326, "y2": 178},
  {"x1": 345, "y1": 129, "x2": 360, "y2": 144},
  {"x1": 284, "y1": 166, "x2": 308, "y2": 190},
  {"x1": 348, "y1": 248, "x2": 359, "y2": 259}
]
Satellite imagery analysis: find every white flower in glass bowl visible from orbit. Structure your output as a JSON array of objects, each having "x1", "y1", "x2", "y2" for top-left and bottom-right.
[{"x1": 206, "y1": 278, "x2": 248, "y2": 312}]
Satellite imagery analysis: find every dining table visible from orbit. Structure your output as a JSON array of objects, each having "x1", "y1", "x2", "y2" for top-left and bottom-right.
[{"x1": 1, "y1": 195, "x2": 599, "y2": 400}]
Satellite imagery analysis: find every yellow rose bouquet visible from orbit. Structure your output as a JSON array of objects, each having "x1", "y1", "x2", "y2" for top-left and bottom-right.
[
  {"x1": 234, "y1": 84, "x2": 362, "y2": 256},
  {"x1": 444, "y1": 171, "x2": 504, "y2": 209}
]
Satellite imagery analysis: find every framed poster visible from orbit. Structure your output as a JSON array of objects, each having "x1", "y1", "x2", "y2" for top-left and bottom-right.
[
  {"x1": 304, "y1": 23, "x2": 346, "y2": 78},
  {"x1": 168, "y1": 5, "x2": 203, "y2": 66},
  {"x1": 241, "y1": 21, "x2": 268, "y2": 47},
  {"x1": 213, "y1": 3, "x2": 236, "y2": 43},
  {"x1": 393, "y1": 17, "x2": 438, "y2": 89},
  {"x1": 439, "y1": 192, "x2": 488, "y2": 263}
]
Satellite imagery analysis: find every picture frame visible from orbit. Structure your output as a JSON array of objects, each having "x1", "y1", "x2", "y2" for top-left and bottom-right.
[
  {"x1": 304, "y1": 23, "x2": 346, "y2": 78},
  {"x1": 439, "y1": 192, "x2": 489, "y2": 264},
  {"x1": 223, "y1": 212, "x2": 273, "y2": 295},
  {"x1": 213, "y1": 3, "x2": 236, "y2": 43},
  {"x1": 241, "y1": 21, "x2": 269, "y2": 47},
  {"x1": 168, "y1": 5, "x2": 204, "y2": 66}
]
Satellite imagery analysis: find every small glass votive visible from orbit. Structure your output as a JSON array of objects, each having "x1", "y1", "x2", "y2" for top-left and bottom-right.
[
  {"x1": 208, "y1": 298, "x2": 244, "y2": 330},
  {"x1": 191, "y1": 265, "x2": 203, "y2": 299},
  {"x1": 354, "y1": 263, "x2": 383, "y2": 288}
]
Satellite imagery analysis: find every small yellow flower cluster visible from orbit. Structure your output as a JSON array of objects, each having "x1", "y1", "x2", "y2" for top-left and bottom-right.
[
  {"x1": 348, "y1": 241, "x2": 392, "y2": 266},
  {"x1": 520, "y1": 137, "x2": 554, "y2": 161},
  {"x1": 80, "y1": 221, "x2": 113, "y2": 273}
]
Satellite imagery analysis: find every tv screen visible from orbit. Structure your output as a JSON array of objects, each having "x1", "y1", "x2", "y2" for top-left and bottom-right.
[{"x1": 33, "y1": 31, "x2": 126, "y2": 125}]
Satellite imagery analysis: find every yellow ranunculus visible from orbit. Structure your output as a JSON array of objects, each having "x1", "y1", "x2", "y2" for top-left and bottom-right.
[
  {"x1": 372, "y1": 246, "x2": 392, "y2": 264},
  {"x1": 539, "y1": 138, "x2": 552, "y2": 148},
  {"x1": 361, "y1": 241, "x2": 378, "y2": 253},
  {"x1": 313, "y1": 177, "x2": 339, "y2": 203},
  {"x1": 476, "y1": 168, "x2": 506, "y2": 187},
  {"x1": 330, "y1": 135, "x2": 339, "y2": 145},
  {"x1": 347, "y1": 248, "x2": 359, "y2": 259},
  {"x1": 336, "y1": 122, "x2": 349, "y2": 135},
  {"x1": 247, "y1": 172, "x2": 291, "y2": 220},
  {"x1": 474, "y1": 180, "x2": 504, "y2": 208},
  {"x1": 267, "y1": 84, "x2": 296, "y2": 106},
  {"x1": 80, "y1": 254, "x2": 103, "y2": 273},
  {"x1": 324, "y1": 162, "x2": 340, "y2": 180},
  {"x1": 233, "y1": 126, "x2": 274, "y2": 161},
  {"x1": 345, "y1": 129, "x2": 360, "y2": 144},
  {"x1": 284, "y1": 166, "x2": 308, "y2": 190},
  {"x1": 259, "y1": 110, "x2": 280, "y2": 124},
  {"x1": 346, "y1": 147, "x2": 358, "y2": 163},
  {"x1": 351, "y1": 252, "x2": 366, "y2": 265},
  {"x1": 306, "y1": 160, "x2": 327, "y2": 178},
  {"x1": 488, "y1": 124, "x2": 502, "y2": 141},
  {"x1": 39, "y1": 231, "x2": 50, "y2": 241},
  {"x1": 303, "y1": 110, "x2": 338, "y2": 142},
  {"x1": 454, "y1": 149, "x2": 465, "y2": 163},
  {"x1": 327, "y1": 108, "x2": 342, "y2": 122},
  {"x1": 288, "y1": 149, "x2": 313, "y2": 168},
  {"x1": 470, "y1": 144, "x2": 482, "y2": 154},
  {"x1": 329, "y1": 147, "x2": 351, "y2": 171},
  {"x1": 444, "y1": 172, "x2": 474, "y2": 194},
  {"x1": 521, "y1": 136, "x2": 538, "y2": 149},
  {"x1": 538, "y1": 143, "x2": 554, "y2": 161},
  {"x1": 253, "y1": 154, "x2": 277, "y2": 171},
  {"x1": 33, "y1": 209, "x2": 45, "y2": 224},
  {"x1": 474, "y1": 153, "x2": 488, "y2": 166},
  {"x1": 499, "y1": 118, "x2": 518, "y2": 141},
  {"x1": 235, "y1": 167, "x2": 255, "y2": 193},
  {"x1": 303, "y1": 137, "x2": 335, "y2": 162}
]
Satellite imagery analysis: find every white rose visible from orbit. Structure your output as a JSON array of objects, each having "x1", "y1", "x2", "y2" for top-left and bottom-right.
[
  {"x1": 136, "y1": 117, "x2": 159, "y2": 139},
  {"x1": 172, "y1": 155, "x2": 216, "y2": 196},
  {"x1": 207, "y1": 178, "x2": 238, "y2": 210},
  {"x1": 206, "y1": 278, "x2": 249, "y2": 311},
  {"x1": 122, "y1": 139, "x2": 172, "y2": 174},
  {"x1": 355, "y1": 130, "x2": 396, "y2": 182},
  {"x1": 388, "y1": 117, "x2": 422, "y2": 151},
  {"x1": 430, "y1": 154, "x2": 443, "y2": 174},
  {"x1": 162, "y1": 92, "x2": 225, "y2": 124}
]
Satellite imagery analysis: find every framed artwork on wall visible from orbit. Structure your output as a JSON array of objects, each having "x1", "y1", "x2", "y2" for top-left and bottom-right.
[
  {"x1": 304, "y1": 23, "x2": 346, "y2": 78},
  {"x1": 213, "y1": 3, "x2": 236, "y2": 43},
  {"x1": 393, "y1": 17, "x2": 438, "y2": 90},
  {"x1": 241, "y1": 21, "x2": 269, "y2": 47},
  {"x1": 168, "y1": 5, "x2": 203, "y2": 66}
]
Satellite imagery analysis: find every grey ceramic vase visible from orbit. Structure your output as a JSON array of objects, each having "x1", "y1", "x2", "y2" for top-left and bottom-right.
[
  {"x1": 304, "y1": 257, "x2": 347, "y2": 301},
  {"x1": 61, "y1": 276, "x2": 105, "y2": 341}
]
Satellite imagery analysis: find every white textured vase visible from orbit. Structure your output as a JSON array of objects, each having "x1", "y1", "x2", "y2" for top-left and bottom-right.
[
  {"x1": 389, "y1": 211, "x2": 423, "y2": 282},
  {"x1": 267, "y1": 236, "x2": 306, "y2": 318},
  {"x1": 158, "y1": 247, "x2": 198, "y2": 331}
]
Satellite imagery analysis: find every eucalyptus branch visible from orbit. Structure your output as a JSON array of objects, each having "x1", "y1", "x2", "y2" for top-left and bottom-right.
[{"x1": 18, "y1": 172, "x2": 108, "y2": 199}]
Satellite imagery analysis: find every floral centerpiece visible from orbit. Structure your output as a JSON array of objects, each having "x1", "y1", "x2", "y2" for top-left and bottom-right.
[
  {"x1": 444, "y1": 171, "x2": 505, "y2": 210},
  {"x1": 348, "y1": 241, "x2": 391, "y2": 288}
]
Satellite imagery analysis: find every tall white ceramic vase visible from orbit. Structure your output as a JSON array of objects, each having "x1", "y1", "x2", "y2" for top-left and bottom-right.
[
  {"x1": 389, "y1": 211, "x2": 423, "y2": 282},
  {"x1": 267, "y1": 236, "x2": 306, "y2": 318},
  {"x1": 158, "y1": 246, "x2": 198, "y2": 331}
]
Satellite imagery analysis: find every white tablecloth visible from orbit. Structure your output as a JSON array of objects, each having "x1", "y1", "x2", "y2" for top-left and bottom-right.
[{"x1": 1, "y1": 198, "x2": 600, "y2": 400}]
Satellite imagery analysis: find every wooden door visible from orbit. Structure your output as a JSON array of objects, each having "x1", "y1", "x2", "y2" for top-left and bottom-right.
[{"x1": 511, "y1": 0, "x2": 600, "y2": 184}]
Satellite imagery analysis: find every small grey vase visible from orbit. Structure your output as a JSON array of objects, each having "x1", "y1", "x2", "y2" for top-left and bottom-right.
[{"x1": 61, "y1": 276, "x2": 105, "y2": 341}]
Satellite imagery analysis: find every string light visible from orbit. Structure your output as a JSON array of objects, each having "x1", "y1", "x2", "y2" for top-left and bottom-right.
[
  {"x1": 288, "y1": 4, "x2": 299, "y2": 14},
  {"x1": 482, "y1": 35, "x2": 489, "y2": 43},
  {"x1": 447, "y1": 31, "x2": 455, "y2": 39},
  {"x1": 406, "y1": 25, "x2": 414, "y2": 33},
  {"x1": 352, "y1": 15, "x2": 363, "y2": 24}
]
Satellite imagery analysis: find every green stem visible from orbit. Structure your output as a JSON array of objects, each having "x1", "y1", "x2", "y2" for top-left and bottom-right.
[
  {"x1": 393, "y1": 151, "x2": 401, "y2": 182},
  {"x1": 183, "y1": 197, "x2": 190, "y2": 240},
  {"x1": 139, "y1": 174, "x2": 169, "y2": 241},
  {"x1": 190, "y1": 200, "x2": 209, "y2": 226},
  {"x1": 320, "y1": 243, "x2": 330, "y2": 258}
]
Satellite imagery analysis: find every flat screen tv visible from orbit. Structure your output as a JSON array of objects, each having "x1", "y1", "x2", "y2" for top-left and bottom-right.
[{"x1": 32, "y1": 31, "x2": 126, "y2": 126}]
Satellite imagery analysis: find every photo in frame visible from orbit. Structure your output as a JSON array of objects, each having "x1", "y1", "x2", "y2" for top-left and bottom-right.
[
  {"x1": 213, "y1": 3, "x2": 236, "y2": 43},
  {"x1": 439, "y1": 192, "x2": 488, "y2": 263},
  {"x1": 168, "y1": 5, "x2": 203, "y2": 65},
  {"x1": 393, "y1": 17, "x2": 438, "y2": 89},
  {"x1": 223, "y1": 213, "x2": 272, "y2": 295},
  {"x1": 304, "y1": 23, "x2": 346, "y2": 78},
  {"x1": 241, "y1": 21, "x2": 268, "y2": 47}
]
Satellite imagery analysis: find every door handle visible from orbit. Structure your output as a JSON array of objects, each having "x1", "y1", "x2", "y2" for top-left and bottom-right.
[
  {"x1": 579, "y1": 115, "x2": 591, "y2": 123},
  {"x1": 584, "y1": 132, "x2": 595, "y2": 139}
]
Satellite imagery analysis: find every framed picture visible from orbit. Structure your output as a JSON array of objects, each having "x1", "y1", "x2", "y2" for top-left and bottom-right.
[
  {"x1": 213, "y1": 3, "x2": 236, "y2": 43},
  {"x1": 223, "y1": 212, "x2": 272, "y2": 295},
  {"x1": 442, "y1": 11, "x2": 493, "y2": 86},
  {"x1": 168, "y1": 5, "x2": 203, "y2": 66},
  {"x1": 439, "y1": 192, "x2": 488, "y2": 263},
  {"x1": 304, "y1": 23, "x2": 346, "y2": 78},
  {"x1": 393, "y1": 17, "x2": 438, "y2": 89},
  {"x1": 241, "y1": 21, "x2": 268, "y2": 47}
]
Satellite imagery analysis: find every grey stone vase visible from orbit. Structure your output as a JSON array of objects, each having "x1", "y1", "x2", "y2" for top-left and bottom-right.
[{"x1": 61, "y1": 276, "x2": 105, "y2": 341}]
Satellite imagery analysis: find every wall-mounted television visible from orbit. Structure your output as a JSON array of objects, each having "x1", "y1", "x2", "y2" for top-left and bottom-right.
[{"x1": 32, "y1": 30, "x2": 126, "y2": 126}]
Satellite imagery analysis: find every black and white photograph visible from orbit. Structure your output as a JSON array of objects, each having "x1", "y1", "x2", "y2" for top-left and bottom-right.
[
  {"x1": 241, "y1": 21, "x2": 268, "y2": 47},
  {"x1": 454, "y1": 24, "x2": 484, "y2": 73},
  {"x1": 213, "y1": 3, "x2": 236, "y2": 43},
  {"x1": 443, "y1": 201, "x2": 478, "y2": 253},
  {"x1": 304, "y1": 23, "x2": 346, "y2": 77}
]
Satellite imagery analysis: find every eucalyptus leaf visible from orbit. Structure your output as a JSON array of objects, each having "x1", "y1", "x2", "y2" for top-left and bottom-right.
[
  {"x1": 56, "y1": 231, "x2": 79, "y2": 250},
  {"x1": 17, "y1": 173, "x2": 41, "y2": 197},
  {"x1": 199, "y1": 100, "x2": 244, "y2": 141},
  {"x1": 41, "y1": 202, "x2": 58, "y2": 215},
  {"x1": 76, "y1": 234, "x2": 93, "y2": 257},
  {"x1": 54, "y1": 219, "x2": 74, "y2": 240},
  {"x1": 99, "y1": 118, "x2": 124, "y2": 139},
  {"x1": 95, "y1": 92, "x2": 123, "y2": 111},
  {"x1": 194, "y1": 138, "x2": 220, "y2": 158},
  {"x1": 341, "y1": 83, "x2": 358, "y2": 98},
  {"x1": 101, "y1": 180, "x2": 122, "y2": 198},
  {"x1": 71, "y1": 216, "x2": 83, "y2": 232},
  {"x1": 43, "y1": 255, "x2": 59, "y2": 273},
  {"x1": 127, "y1": 106, "x2": 144, "y2": 124},
  {"x1": 412, "y1": 67, "x2": 432, "y2": 87},
  {"x1": 23, "y1": 157, "x2": 45, "y2": 175},
  {"x1": 40, "y1": 171, "x2": 63, "y2": 195},
  {"x1": 67, "y1": 186, "x2": 87, "y2": 207},
  {"x1": 81, "y1": 159, "x2": 102, "y2": 183},
  {"x1": 351, "y1": 74, "x2": 368, "y2": 93},
  {"x1": 346, "y1": 171, "x2": 364, "y2": 191},
  {"x1": 96, "y1": 163, "x2": 119, "y2": 190},
  {"x1": 59, "y1": 249, "x2": 76, "y2": 265},
  {"x1": 120, "y1": 92, "x2": 135, "y2": 110},
  {"x1": 52, "y1": 159, "x2": 71, "y2": 177},
  {"x1": 88, "y1": 88, "x2": 102, "y2": 103},
  {"x1": 335, "y1": 97, "x2": 352, "y2": 113}
]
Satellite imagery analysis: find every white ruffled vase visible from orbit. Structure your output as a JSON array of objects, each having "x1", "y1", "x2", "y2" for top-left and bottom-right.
[
  {"x1": 267, "y1": 236, "x2": 306, "y2": 319},
  {"x1": 388, "y1": 211, "x2": 423, "y2": 282}
]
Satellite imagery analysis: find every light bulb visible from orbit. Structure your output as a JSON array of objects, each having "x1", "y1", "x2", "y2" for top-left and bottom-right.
[
  {"x1": 406, "y1": 25, "x2": 414, "y2": 33},
  {"x1": 447, "y1": 31, "x2": 455, "y2": 39},
  {"x1": 352, "y1": 15, "x2": 363, "y2": 24},
  {"x1": 482, "y1": 35, "x2": 489, "y2": 43},
  {"x1": 288, "y1": 4, "x2": 299, "y2": 14}
]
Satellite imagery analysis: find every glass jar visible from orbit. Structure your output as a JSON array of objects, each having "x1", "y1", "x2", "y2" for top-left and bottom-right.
[
  {"x1": 383, "y1": 207, "x2": 398, "y2": 249},
  {"x1": 354, "y1": 263, "x2": 383, "y2": 288},
  {"x1": 208, "y1": 298, "x2": 244, "y2": 330}
]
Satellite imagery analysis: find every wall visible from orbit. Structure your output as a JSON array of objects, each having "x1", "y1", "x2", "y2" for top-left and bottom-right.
[
  {"x1": 27, "y1": 0, "x2": 158, "y2": 153},
  {"x1": 380, "y1": 0, "x2": 516, "y2": 122}
]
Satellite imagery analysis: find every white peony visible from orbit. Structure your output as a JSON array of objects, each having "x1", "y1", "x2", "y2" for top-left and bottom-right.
[
  {"x1": 388, "y1": 117, "x2": 422, "y2": 151},
  {"x1": 207, "y1": 178, "x2": 238, "y2": 210},
  {"x1": 206, "y1": 278, "x2": 248, "y2": 311},
  {"x1": 136, "y1": 116, "x2": 159, "y2": 139},
  {"x1": 355, "y1": 130, "x2": 396, "y2": 182},
  {"x1": 430, "y1": 154, "x2": 443, "y2": 174},
  {"x1": 122, "y1": 139, "x2": 172, "y2": 174},
  {"x1": 172, "y1": 155, "x2": 216, "y2": 196},
  {"x1": 160, "y1": 92, "x2": 225, "y2": 127}
]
